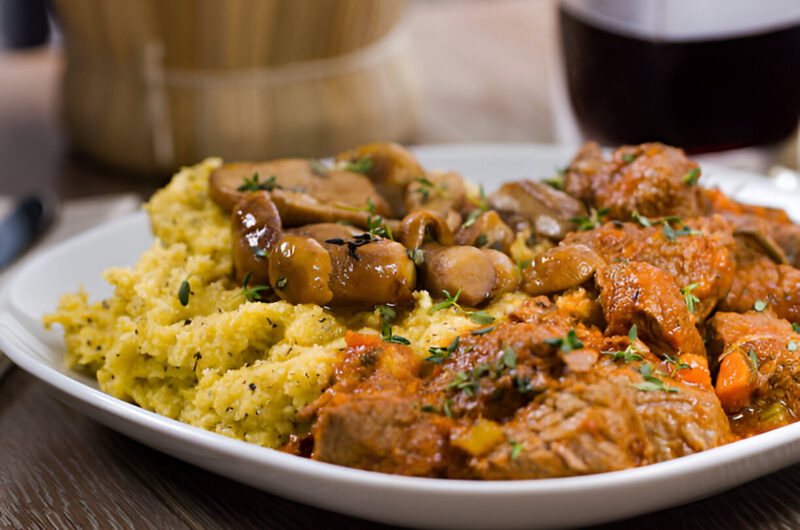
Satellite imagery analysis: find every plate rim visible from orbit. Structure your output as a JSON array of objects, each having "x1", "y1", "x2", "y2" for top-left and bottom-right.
[{"x1": 3, "y1": 142, "x2": 800, "y2": 527}]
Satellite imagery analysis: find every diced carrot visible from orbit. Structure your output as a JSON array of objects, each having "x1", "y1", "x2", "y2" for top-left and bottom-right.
[
  {"x1": 715, "y1": 351, "x2": 755, "y2": 413},
  {"x1": 676, "y1": 353, "x2": 712, "y2": 388},
  {"x1": 345, "y1": 330, "x2": 381, "y2": 349}
]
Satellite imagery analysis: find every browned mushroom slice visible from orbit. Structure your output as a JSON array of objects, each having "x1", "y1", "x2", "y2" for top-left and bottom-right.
[
  {"x1": 488, "y1": 180, "x2": 587, "y2": 240},
  {"x1": 311, "y1": 169, "x2": 392, "y2": 217},
  {"x1": 404, "y1": 170, "x2": 466, "y2": 231},
  {"x1": 421, "y1": 244, "x2": 497, "y2": 306},
  {"x1": 336, "y1": 142, "x2": 425, "y2": 217},
  {"x1": 268, "y1": 235, "x2": 333, "y2": 305},
  {"x1": 399, "y1": 211, "x2": 455, "y2": 250},
  {"x1": 286, "y1": 222, "x2": 361, "y2": 243},
  {"x1": 209, "y1": 159, "x2": 391, "y2": 219},
  {"x1": 231, "y1": 191, "x2": 283, "y2": 285},
  {"x1": 210, "y1": 159, "x2": 317, "y2": 211},
  {"x1": 270, "y1": 188, "x2": 400, "y2": 231},
  {"x1": 455, "y1": 211, "x2": 514, "y2": 253},
  {"x1": 325, "y1": 239, "x2": 417, "y2": 307},
  {"x1": 521, "y1": 244, "x2": 605, "y2": 296}
]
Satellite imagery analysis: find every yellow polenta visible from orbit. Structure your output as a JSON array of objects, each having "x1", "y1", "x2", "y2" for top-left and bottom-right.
[{"x1": 44, "y1": 159, "x2": 530, "y2": 448}]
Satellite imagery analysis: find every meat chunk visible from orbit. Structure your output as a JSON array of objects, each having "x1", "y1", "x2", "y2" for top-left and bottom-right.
[
  {"x1": 718, "y1": 235, "x2": 800, "y2": 323},
  {"x1": 302, "y1": 302, "x2": 730, "y2": 479},
  {"x1": 708, "y1": 312, "x2": 800, "y2": 436},
  {"x1": 565, "y1": 216, "x2": 735, "y2": 322},
  {"x1": 597, "y1": 261, "x2": 706, "y2": 357},
  {"x1": 564, "y1": 142, "x2": 706, "y2": 220},
  {"x1": 707, "y1": 187, "x2": 800, "y2": 266},
  {"x1": 312, "y1": 393, "x2": 451, "y2": 477},
  {"x1": 450, "y1": 364, "x2": 730, "y2": 479}
]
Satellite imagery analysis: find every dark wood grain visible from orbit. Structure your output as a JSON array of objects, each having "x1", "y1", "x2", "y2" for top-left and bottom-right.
[{"x1": 3, "y1": 2, "x2": 800, "y2": 529}]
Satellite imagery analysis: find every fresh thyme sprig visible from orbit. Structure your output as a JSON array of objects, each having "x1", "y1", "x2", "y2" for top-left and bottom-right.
[
  {"x1": 234, "y1": 271, "x2": 271, "y2": 302},
  {"x1": 681, "y1": 283, "x2": 700, "y2": 314},
  {"x1": 237, "y1": 173, "x2": 279, "y2": 192},
  {"x1": 428, "y1": 289, "x2": 495, "y2": 325}
]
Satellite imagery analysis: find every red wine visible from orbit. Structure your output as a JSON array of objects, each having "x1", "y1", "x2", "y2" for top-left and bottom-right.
[{"x1": 559, "y1": 1, "x2": 800, "y2": 153}]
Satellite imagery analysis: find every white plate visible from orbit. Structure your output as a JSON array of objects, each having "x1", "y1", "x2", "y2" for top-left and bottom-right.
[{"x1": 2, "y1": 143, "x2": 800, "y2": 530}]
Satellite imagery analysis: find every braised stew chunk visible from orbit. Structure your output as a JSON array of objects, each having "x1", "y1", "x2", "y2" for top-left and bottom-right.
[{"x1": 208, "y1": 141, "x2": 800, "y2": 479}]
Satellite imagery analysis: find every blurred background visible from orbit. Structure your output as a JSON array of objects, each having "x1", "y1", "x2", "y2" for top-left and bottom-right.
[{"x1": 0, "y1": 0, "x2": 798, "y2": 199}]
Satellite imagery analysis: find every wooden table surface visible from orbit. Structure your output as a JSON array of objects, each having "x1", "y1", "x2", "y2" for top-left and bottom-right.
[{"x1": 3, "y1": 2, "x2": 800, "y2": 529}]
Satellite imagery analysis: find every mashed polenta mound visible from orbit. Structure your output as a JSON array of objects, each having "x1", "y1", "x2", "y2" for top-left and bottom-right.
[{"x1": 44, "y1": 158, "x2": 530, "y2": 448}]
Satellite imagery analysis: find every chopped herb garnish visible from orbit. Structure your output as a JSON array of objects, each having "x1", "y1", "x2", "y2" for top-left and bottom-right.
[
  {"x1": 631, "y1": 210, "x2": 652, "y2": 228},
  {"x1": 407, "y1": 247, "x2": 425, "y2": 266},
  {"x1": 344, "y1": 157, "x2": 373, "y2": 174},
  {"x1": 789, "y1": 341, "x2": 798, "y2": 352},
  {"x1": 450, "y1": 371, "x2": 478, "y2": 397},
  {"x1": 426, "y1": 336, "x2": 459, "y2": 364},
  {"x1": 603, "y1": 325, "x2": 644, "y2": 363},
  {"x1": 378, "y1": 305, "x2": 409, "y2": 345},
  {"x1": 544, "y1": 328, "x2": 583, "y2": 352},
  {"x1": 622, "y1": 153, "x2": 638, "y2": 164},
  {"x1": 630, "y1": 361, "x2": 679, "y2": 393},
  {"x1": 570, "y1": 207, "x2": 610, "y2": 231},
  {"x1": 683, "y1": 168, "x2": 700, "y2": 186},
  {"x1": 543, "y1": 170, "x2": 566, "y2": 191},
  {"x1": 430, "y1": 289, "x2": 462, "y2": 313},
  {"x1": 794, "y1": 323, "x2": 800, "y2": 334},
  {"x1": 471, "y1": 326, "x2": 494, "y2": 335},
  {"x1": 467, "y1": 184, "x2": 489, "y2": 212},
  {"x1": 429, "y1": 289, "x2": 495, "y2": 325},
  {"x1": 749, "y1": 349, "x2": 759, "y2": 371},
  {"x1": 421, "y1": 404, "x2": 438, "y2": 413},
  {"x1": 178, "y1": 279, "x2": 191, "y2": 306},
  {"x1": 237, "y1": 172, "x2": 279, "y2": 192},
  {"x1": 235, "y1": 271, "x2": 271, "y2": 302},
  {"x1": 474, "y1": 234, "x2": 489, "y2": 248},
  {"x1": 411, "y1": 176, "x2": 434, "y2": 203},
  {"x1": 250, "y1": 245, "x2": 269, "y2": 258},
  {"x1": 462, "y1": 210, "x2": 482, "y2": 229},
  {"x1": 469, "y1": 311, "x2": 495, "y2": 325},
  {"x1": 501, "y1": 344, "x2": 517, "y2": 369},
  {"x1": 275, "y1": 277, "x2": 288, "y2": 290},
  {"x1": 509, "y1": 440, "x2": 523, "y2": 460},
  {"x1": 663, "y1": 354, "x2": 690, "y2": 378},
  {"x1": 680, "y1": 283, "x2": 700, "y2": 314},
  {"x1": 385, "y1": 334, "x2": 410, "y2": 345},
  {"x1": 662, "y1": 221, "x2": 701, "y2": 242},
  {"x1": 325, "y1": 238, "x2": 345, "y2": 245},
  {"x1": 366, "y1": 215, "x2": 393, "y2": 240},
  {"x1": 309, "y1": 159, "x2": 328, "y2": 176},
  {"x1": 754, "y1": 300, "x2": 767, "y2": 312},
  {"x1": 443, "y1": 399, "x2": 453, "y2": 418},
  {"x1": 516, "y1": 258, "x2": 532, "y2": 273},
  {"x1": 512, "y1": 375, "x2": 532, "y2": 393}
]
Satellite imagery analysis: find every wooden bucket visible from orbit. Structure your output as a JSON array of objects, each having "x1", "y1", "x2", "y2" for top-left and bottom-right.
[{"x1": 52, "y1": 0, "x2": 417, "y2": 175}]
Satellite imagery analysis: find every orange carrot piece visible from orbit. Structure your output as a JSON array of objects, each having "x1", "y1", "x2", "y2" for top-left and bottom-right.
[
  {"x1": 715, "y1": 351, "x2": 755, "y2": 413},
  {"x1": 676, "y1": 353, "x2": 712, "y2": 388},
  {"x1": 345, "y1": 330, "x2": 381, "y2": 349}
]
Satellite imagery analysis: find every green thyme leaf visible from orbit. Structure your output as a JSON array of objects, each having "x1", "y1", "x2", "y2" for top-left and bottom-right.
[
  {"x1": 683, "y1": 168, "x2": 700, "y2": 186},
  {"x1": 501, "y1": 344, "x2": 517, "y2": 369},
  {"x1": 681, "y1": 283, "x2": 700, "y2": 314},
  {"x1": 544, "y1": 328, "x2": 584, "y2": 352},
  {"x1": 178, "y1": 280, "x2": 191, "y2": 306},
  {"x1": 469, "y1": 311, "x2": 495, "y2": 325},
  {"x1": 237, "y1": 173, "x2": 279, "y2": 192},
  {"x1": 754, "y1": 300, "x2": 767, "y2": 312},
  {"x1": 344, "y1": 157, "x2": 373, "y2": 174}
]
